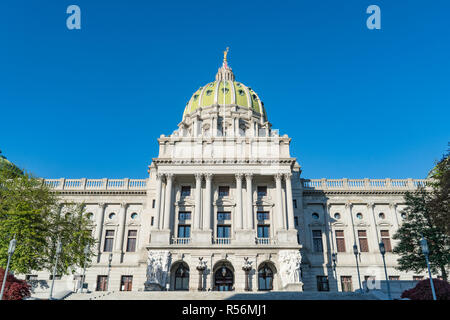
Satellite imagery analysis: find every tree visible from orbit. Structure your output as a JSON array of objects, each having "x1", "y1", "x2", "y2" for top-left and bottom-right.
[
  {"x1": 0, "y1": 152, "x2": 96, "y2": 277},
  {"x1": 428, "y1": 150, "x2": 450, "y2": 237},
  {"x1": 393, "y1": 187, "x2": 450, "y2": 281}
]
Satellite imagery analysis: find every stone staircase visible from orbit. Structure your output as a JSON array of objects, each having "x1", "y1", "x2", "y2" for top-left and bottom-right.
[{"x1": 66, "y1": 291, "x2": 380, "y2": 300}]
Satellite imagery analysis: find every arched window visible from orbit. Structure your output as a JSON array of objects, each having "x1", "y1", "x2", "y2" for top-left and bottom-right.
[
  {"x1": 214, "y1": 265, "x2": 234, "y2": 291},
  {"x1": 174, "y1": 264, "x2": 189, "y2": 291},
  {"x1": 258, "y1": 263, "x2": 274, "y2": 291}
]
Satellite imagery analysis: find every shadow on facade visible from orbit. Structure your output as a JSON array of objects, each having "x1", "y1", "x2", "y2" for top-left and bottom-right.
[{"x1": 298, "y1": 188, "x2": 339, "y2": 292}]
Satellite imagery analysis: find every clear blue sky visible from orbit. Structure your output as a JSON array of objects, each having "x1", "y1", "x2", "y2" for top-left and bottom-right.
[{"x1": 0, "y1": 0, "x2": 449, "y2": 179}]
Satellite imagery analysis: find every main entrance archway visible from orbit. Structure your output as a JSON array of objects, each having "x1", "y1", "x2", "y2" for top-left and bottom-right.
[{"x1": 213, "y1": 261, "x2": 234, "y2": 291}]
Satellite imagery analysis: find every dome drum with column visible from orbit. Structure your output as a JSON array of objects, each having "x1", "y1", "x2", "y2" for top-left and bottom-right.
[{"x1": 178, "y1": 51, "x2": 270, "y2": 139}]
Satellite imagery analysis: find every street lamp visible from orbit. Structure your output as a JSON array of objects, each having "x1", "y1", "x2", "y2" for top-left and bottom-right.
[
  {"x1": 379, "y1": 241, "x2": 392, "y2": 300},
  {"x1": 420, "y1": 236, "x2": 437, "y2": 300},
  {"x1": 49, "y1": 239, "x2": 62, "y2": 300},
  {"x1": 353, "y1": 243, "x2": 362, "y2": 292},
  {"x1": 80, "y1": 244, "x2": 90, "y2": 293},
  {"x1": 0, "y1": 238, "x2": 16, "y2": 300},
  {"x1": 107, "y1": 253, "x2": 113, "y2": 291}
]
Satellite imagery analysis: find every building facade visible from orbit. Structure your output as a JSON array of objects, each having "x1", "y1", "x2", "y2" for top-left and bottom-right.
[{"x1": 27, "y1": 54, "x2": 429, "y2": 293}]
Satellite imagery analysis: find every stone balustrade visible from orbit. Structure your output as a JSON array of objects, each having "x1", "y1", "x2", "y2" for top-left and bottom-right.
[
  {"x1": 302, "y1": 178, "x2": 429, "y2": 190},
  {"x1": 43, "y1": 178, "x2": 148, "y2": 190}
]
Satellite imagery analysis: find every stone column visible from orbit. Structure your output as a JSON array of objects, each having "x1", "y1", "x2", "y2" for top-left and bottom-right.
[
  {"x1": 245, "y1": 173, "x2": 253, "y2": 230},
  {"x1": 346, "y1": 202, "x2": 356, "y2": 244},
  {"x1": 203, "y1": 174, "x2": 213, "y2": 230},
  {"x1": 284, "y1": 173, "x2": 295, "y2": 230},
  {"x1": 163, "y1": 173, "x2": 174, "y2": 230},
  {"x1": 95, "y1": 203, "x2": 106, "y2": 259},
  {"x1": 194, "y1": 173, "x2": 203, "y2": 230},
  {"x1": 154, "y1": 173, "x2": 163, "y2": 230},
  {"x1": 368, "y1": 202, "x2": 380, "y2": 245},
  {"x1": 275, "y1": 173, "x2": 284, "y2": 230},
  {"x1": 115, "y1": 202, "x2": 129, "y2": 253},
  {"x1": 235, "y1": 173, "x2": 243, "y2": 230},
  {"x1": 390, "y1": 203, "x2": 400, "y2": 230}
]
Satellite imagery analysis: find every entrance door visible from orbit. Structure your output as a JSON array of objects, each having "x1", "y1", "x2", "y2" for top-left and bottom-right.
[
  {"x1": 214, "y1": 267, "x2": 234, "y2": 291},
  {"x1": 96, "y1": 275, "x2": 108, "y2": 291},
  {"x1": 120, "y1": 276, "x2": 133, "y2": 291}
]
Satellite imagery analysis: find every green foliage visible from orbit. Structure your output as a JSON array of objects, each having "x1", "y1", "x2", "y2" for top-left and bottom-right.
[
  {"x1": 393, "y1": 187, "x2": 450, "y2": 280},
  {"x1": 428, "y1": 150, "x2": 450, "y2": 237},
  {"x1": 0, "y1": 158, "x2": 96, "y2": 275}
]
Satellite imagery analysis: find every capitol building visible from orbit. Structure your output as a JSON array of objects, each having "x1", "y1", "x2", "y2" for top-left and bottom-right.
[{"x1": 28, "y1": 52, "x2": 428, "y2": 295}]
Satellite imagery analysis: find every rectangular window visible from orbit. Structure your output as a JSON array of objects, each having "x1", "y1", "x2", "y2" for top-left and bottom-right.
[
  {"x1": 380, "y1": 230, "x2": 392, "y2": 252},
  {"x1": 312, "y1": 230, "x2": 323, "y2": 252},
  {"x1": 317, "y1": 276, "x2": 330, "y2": 291},
  {"x1": 389, "y1": 276, "x2": 400, "y2": 280},
  {"x1": 151, "y1": 216, "x2": 154, "y2": 226},
  {"x1": 126, "y1": 230, "x2": 137, "y2": 252},
  {"x1": 120, "y1": 276, "x2": 133, "y2": 291},
  {"x1": 181, "y1": 186, "x2": 191, "y2": 197},
  {"x1": 294, "y1": 217, "x2": 298, "y2": 226},
  {"x1": 335, "y1": 230, "x2": 346, "y2": 253},
  {"x1": 257, "y1": 225, "x2": 270, "y2": 238},
  {"x1": 218, "y1": 186, "x2": 230, "y2": 197},
  {"x1": 178, "y1": 225, "x2": 191, "y2": 238},
  {"x1": 96, "y1": 275, "x2": 108, "y2": 291},
  {"x1": 217, "y1": 212, "x2": 231, "y2": 221},
  {"x1": 178, "y1": 211, "x2": 191, "y2": 220},
  {"x1": 257, "y1": 186, "x2": 267, "y2": 197},
  {"x1": 26, "y1": 275, "x2": 38, "y2": 281},
  {"x1": 152, "y1": 199, "x2": 156, "y2": 208},
  {"x1": 257, "y1": 211, "x2": 270, "y2": 221},
  {"x1": 217, "y1": 225, "x2": 231, "y2": 238},
  {"x1": 293, "y1": 199, "x2": 297, "y2": 208},
  {"x1": 413, "y1": 276, "x2": 423, "y2": 281},
  {"x1": 341, "y1": 276, "x2": 353, "y2": 292},
  {"x1": 103, "y1": 230, "x2": 114, "y2": 252},
  {"x1": 358, "y1": 230, "x2": 369, "y2": 252}
]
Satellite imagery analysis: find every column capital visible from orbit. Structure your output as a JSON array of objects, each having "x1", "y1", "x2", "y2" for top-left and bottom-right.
[
  {"x1": 98, "y1": 202, "x2": 107, "y2": 209},
  {"x1": 245, "y1": 173, "x2": 253, "y2": 180},
  {"x1": 235, "y1": 173, "x2": 244, "y2": 180},
  {"x1": 195, "y1": 173, "x2": 203, "y2": 180},
  {"x1": 345, "y1": 201, "x2": 353, "y2": 209},
  {"x1": 366, "y1": 202, "x2": 375, "y2": 209},
  {"x1": 204, "y1": 173, "x2": 213, "y2": 181},
  {"x1": 389, "y1": 202, "x2": 397, "y2": 209},
  {"x1": 156, "y1": 173, "x2": 164, "y2": 180},
  {"x1": 283, "y1": 172, "x2": 292, "y2": 180},
  {"x1": 120, "y1": 202, "x2": 129, "y2": 208},
  {"x1": 274, "y1": 173, "x2": 283, "y2": 181}
]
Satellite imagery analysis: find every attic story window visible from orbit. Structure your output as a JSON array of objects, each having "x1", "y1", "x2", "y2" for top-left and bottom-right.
[{"x1": 206, "y1": 90, "x2": 213, "y2": 96}]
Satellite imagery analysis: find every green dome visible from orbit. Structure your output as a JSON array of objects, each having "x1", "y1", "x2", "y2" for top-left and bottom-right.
[{"x1": 183, "y1": 53, "x2": 267, "y2": 121}]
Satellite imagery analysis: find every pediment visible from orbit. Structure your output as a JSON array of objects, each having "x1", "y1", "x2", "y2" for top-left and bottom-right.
[
  {"x1": 175, "y1": 199, "x2": 195, "y2": 207},
  {"x1": 254, "y1": 199, "x2": 274, "y2": 207},
  {"x1": 331, "y1": 222, "x2": 347, "y2": 227},
  {"x1": 355, "y1": 222, "x2": 370, "y2": 227},
  {"x1": 214, "y1": 198, "x2": 236, "y2": 207}
]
